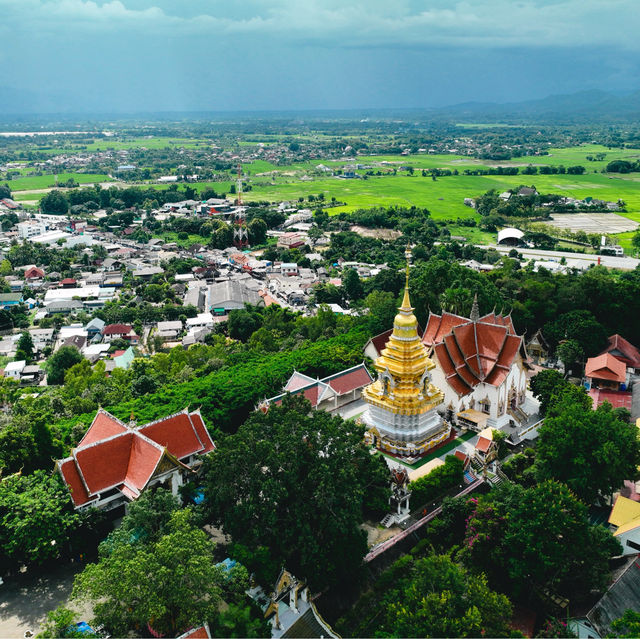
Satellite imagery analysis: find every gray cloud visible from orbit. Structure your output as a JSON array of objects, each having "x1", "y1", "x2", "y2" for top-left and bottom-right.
[{"x1": 1, "y1": 0, "x2": 638, "y2": 50}]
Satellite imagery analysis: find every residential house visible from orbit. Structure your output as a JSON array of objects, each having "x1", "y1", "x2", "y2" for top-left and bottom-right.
[
  {"x1": 157, "y1": 320, "x2": 183, "y2": 342},
  {"x1": 0, "y1": 293, "x2": 23, "y2": 309},
  {"x1": 585, "y1": 353, "x2": 627, "y2": 391},
  {"x1": 46, "y1": 299, "x2": 84, "y2": 314},
  {"x1": 24, "y1": 266, "x2": 45, "y2": 280},
  {"x1": 56, "y1": 408, "x2": 215, "y2": 513},
  {"x1": 586, "y1": 555, "x2": 640, "y2": 636},
  {"x1": 3, "y1": 360, "x2": 25, "y2": 380},
  {"x1": 208, "y1": 279, "x2": 261, "y2": 313},
  {"x1": 277, "y1": 232, "x2": 306, "y2": 249},
  {"x1": 85, "y1": 318, "x2": 105, "y2": 339},
  {"x1": 607, "y1": 496, "x2": 640, "y2": 555},
  {"x1": 103, "y1": 324, "x2": 139, "y2": 344}
]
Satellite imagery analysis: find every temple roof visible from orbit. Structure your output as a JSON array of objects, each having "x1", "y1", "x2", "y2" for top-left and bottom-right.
[
  {"x1": 57, "y1": 408, "x2": 215, "y2": 507},
  {"x1": 427, "y1": 309, "x2": 526, "y2": 397}
]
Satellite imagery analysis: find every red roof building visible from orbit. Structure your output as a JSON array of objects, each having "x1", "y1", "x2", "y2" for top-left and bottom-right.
[
  {"x1": 57, "y1": 408, "x2": 215, "y2": 511},
  {"x1": 103, "y1": 323, "x2": 139, "y2": 343},
  {"x1": 599, "y1": 334, "x2": 640, "y2": 370},
  {"x1": 264, "y1": 363, "x2": 374, "y2": 413},
  {"x1": 422, "y1": 299, "x2": 537, "y2": 437},
  {"x1": 585, "y1": 353, "x2": 627, "y2": 389},
  {"x1": 588, "y1": 388, "x2": 632, "y2": 410},
  {"x1": 24, "y1": 266, "x2": 45, "y2": 279}
]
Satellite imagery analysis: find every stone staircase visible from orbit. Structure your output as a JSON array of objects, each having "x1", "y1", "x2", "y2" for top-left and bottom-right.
[{"x1": 380, "y1": 513, "x2": 395, "y2": 528}]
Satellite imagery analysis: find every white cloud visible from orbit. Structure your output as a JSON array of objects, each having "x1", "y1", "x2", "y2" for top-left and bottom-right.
[{"x1": 1, "y1": 0, "x2": 638, "y2": 50}]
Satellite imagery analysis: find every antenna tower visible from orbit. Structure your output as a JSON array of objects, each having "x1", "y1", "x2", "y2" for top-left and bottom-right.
[{"x1": 233, "y1": 163, "x2": 249, "y2": 249}]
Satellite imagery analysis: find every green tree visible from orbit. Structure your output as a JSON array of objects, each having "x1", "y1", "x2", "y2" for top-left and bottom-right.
[
  {"x1": 530, "y1": 369, "x2": 566, "y2": 415},
  {"x1": 378, "y1": 554, "x2": 513, "y2": 638},
  {"x1": 632, "y1": 231, "x2": 640, "y2": 255},
  {"x1": 202, "y1": 394, "x2": 389, "y2": 591},
  {"x1": 609, "y1": 610, "x2": 640, "y2": 638},
  {"x1": 45, "y1": 345, "x2": 84, "y2": 385},
  {"x1": 556, "y1": 338, "x2": 584, "y2": 373},
  {"x1": 0, "y1": 259, "x2": 12, "y2": 276},
  {"x1": 536, "y1": 402, "x2": 640, "y2": 503},
  {"x1": 16, "y1": 330, "x2": 35, "y2": 362},
  {"x1": 544, "y1": 310, "x2": 608, "y2": 357},
  {"x1": 73, "y1": 509, "x2": 224, "y2": 637},
  {"x1": 364, "y1": 290, "x2": 397, "y2": 333},
  {"x1": 342, "y1": 267, "x2": 365, "y2": 301},
  {"x1": 37, "y1": 605, "x2": 97, "y2": 638},
  {"x1": 40, "y1": 190, "x2": 69, "y2": 215},
  {"x1": 227, "y1": 307, "x2": 262, "y2": 342},
  {"x1": 0, "y1": 471, "x2": 88, "y2": 572},
  {"x1": 247, "y1": 218, "x2": 267, "y2": 245},
  {"x1": 463, "y1": 481, "x2": 621, "y2": 600}
]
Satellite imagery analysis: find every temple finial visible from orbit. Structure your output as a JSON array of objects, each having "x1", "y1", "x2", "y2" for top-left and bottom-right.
[
  {"x1": 401, "y1": 243, "x2": 412, "y2": 310},
  {"x1": 470, "y1": 293, "x2": 479, "y2": 322}
]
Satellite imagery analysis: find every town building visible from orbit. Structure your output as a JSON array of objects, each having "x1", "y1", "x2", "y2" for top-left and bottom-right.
[
  {"x1": 56, "y1": 408, "x2": 215, "y2": 513},
  {"x1": 361, "y1": 249, "x2": 451, "y2": 462},
  {"x1": 422, "y1": 297, "x2": 539, "y2": 442},
  {"x1": 607, "y1": 496, "x2": 640, "y2": 555}
]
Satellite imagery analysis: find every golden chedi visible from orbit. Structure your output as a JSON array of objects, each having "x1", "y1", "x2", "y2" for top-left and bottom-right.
[{"x1": 362, "y1": 247, "x2": 450, "y2": 462}]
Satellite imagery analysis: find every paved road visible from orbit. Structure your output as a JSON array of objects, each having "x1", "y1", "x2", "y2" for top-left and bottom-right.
[
  {"x1": 485, "y1": 244, "x2": 640, "y2": 270},
  {"x1": 0, "y1": 562, "x2": 89, "y2": 638}
]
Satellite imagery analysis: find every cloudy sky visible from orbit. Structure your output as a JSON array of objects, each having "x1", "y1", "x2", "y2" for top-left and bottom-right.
[{"x1": 1, "y1": 0, "x2": 638, "y2": 113}]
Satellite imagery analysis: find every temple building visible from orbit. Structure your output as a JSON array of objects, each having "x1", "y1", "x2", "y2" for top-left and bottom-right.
[
  {"x1": 56, "y1": 408, "x2": 215, "y2": 513},
  {"x1": 361, "y1": 248, "x2": 451, "y2": 462},
  {"x1": 422, "y1": 297, "x2": 539, "y2": 440}
]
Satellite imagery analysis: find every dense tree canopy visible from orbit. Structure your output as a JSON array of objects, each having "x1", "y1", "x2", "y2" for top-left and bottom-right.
[
  {"x1": 0, "y1": 471, "x2": 94, "y2": 573},
  {"x1": 376, "y1": 554, "x2": 513, "y2": 638},
  {"x1": 202, "y1": 395, "x2": 390, "y2": 591},
  {"x1": 463, "y1": 481, "x2": 621, "y2": 601},
  {"x1": 45, "y1": 345, "x2": 84, "y2": 385},
  {"x1": 73, "y1": 509, "x2": 225, "y2": 637},
  {"x1": 536, "y1": 402, "x2": 640, "y2": 503}
]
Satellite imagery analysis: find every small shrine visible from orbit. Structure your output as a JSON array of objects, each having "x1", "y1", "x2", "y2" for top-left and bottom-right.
[{"x1": 362, "y1": 247, "x2": 451, "y2": 463}]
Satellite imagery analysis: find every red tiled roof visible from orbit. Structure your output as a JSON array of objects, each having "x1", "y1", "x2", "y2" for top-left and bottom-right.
[
  {"x1": 189, "y1": 411, "x2": 216, "y2": 454},
  {"x1": 179, "y1": 625, "x2": 212, "y2": 639},
  {"x1": 60, "y1": 278, "x2": 77, "y2": 285},
  {"x1": 476, "y1": 436, "x2": 493, "y2": 453},
  {"x1": 323, "y1": 364, "x2": 374, "y2": 395},
  {"x1": 58, "y1": 458, "x2": 94, "y2": 506},
  {"x1": 585, "y1": 353, "x2": 626, "y2": 383},
  {"x1": 454, "y1": 450, "x2": 469, "y2": 466},
  {"x1": 589, "y1": 388, "x2": 632, "y2": 410},
  {"x1": 103, "y1": 323, "x2": 133, "y2": 335},
  {"x1": 285, "y1": 371, "x2": 316, "y2": 392},
  {"x1": 430, "y1": 314, "x2": 525, "y2": 397},
  {"x1": 78, "y1": 410, "x2": 128, "y2": 447},
  {"x1": 600, "y1": 334, "x2": 640, "y2": 369},
  {"x1": 58, "y1": 408, "x2": 215, "y2": 507},
  {"x1": 139, "y1": 412, "x2": 206, "y2": 460},
  {"x1": 24, "y1": 267, "x2": 45, "y2": 278},
  {"x1": 423, "y1": 312, "x2": 468, "y2": 347}
]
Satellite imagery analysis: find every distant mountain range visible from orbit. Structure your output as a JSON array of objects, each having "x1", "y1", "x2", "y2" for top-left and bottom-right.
[
  {"x1": 1, "y1": 87, "x2": 640, "y2": 123},
  {"x1": 432, "y1": 89, "x2": 640, "y2": 123}
]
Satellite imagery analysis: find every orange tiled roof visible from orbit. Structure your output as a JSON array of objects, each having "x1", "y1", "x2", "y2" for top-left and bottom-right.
[
  {"x1": 428, "y1": 311, "x2": 525, "y2": 397},
  {"x1": 57, "y1": 409, "x2": 216, "y2": 507},
  {"x1": 585, "y1": 353, "x2": 626, "y2": 384}
]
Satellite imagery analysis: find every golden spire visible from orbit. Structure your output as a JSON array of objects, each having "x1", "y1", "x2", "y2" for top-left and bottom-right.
[
  {"x1": 362, "y1": 243, "x2": 444, "y2": 416},
  {"x1": 400, "y1": 243, "x2": 412, "y2": 311}
]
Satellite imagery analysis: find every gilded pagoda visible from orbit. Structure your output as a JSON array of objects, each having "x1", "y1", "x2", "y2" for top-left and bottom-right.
[{"x1": 362, "y1": 247, "x2": 450, "y2": 461}]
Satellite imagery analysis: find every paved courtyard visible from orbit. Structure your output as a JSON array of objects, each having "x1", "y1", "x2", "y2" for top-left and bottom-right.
[{"x1": 0, "y1": 562, "x2": 90, "y2": 638}]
